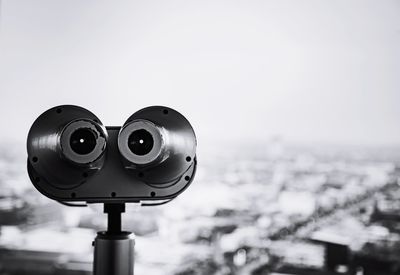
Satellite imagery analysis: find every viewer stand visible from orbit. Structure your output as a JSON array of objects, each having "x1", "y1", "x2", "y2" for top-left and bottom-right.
[{"x1": 93, "y1": 203, "x2": 135, "y2": 275}]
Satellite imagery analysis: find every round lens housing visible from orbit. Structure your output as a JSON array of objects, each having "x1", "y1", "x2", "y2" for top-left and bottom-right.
[
  {"x1": 128, "y1": 129, "x2": 154, "y2": 156},
  {"x1": 60, "y1": 119, "x2": 107, "y2": 165},
  {"x1": 118, "y1": 119, "x2": 164, "y2": 166}
]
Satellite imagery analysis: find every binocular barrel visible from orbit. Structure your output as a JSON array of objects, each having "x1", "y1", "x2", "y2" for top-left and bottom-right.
[{"x1": 118, "y1": 106, "x2": 196, "y2": 184}]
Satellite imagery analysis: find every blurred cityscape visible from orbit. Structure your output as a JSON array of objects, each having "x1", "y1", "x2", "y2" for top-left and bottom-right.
[{"x1": 0, "y1": 140, "x2": 400, "y2": 275}]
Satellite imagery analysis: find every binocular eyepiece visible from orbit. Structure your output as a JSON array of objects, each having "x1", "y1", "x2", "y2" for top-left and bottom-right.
[
  {"x1": 61, "y1": 118, "x2": 107, "y2": 165},
  {"x1": 27, "y1": 105, "x2": 197, "y2": 204}
]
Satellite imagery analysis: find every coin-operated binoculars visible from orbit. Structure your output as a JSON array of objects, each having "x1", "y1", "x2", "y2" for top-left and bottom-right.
[{"x1": 27, "y1": 105, "x2": 197, "y2": 275}]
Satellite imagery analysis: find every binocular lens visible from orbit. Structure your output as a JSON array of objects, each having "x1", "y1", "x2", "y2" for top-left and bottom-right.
[
  {"x1": 60, "y1": 119, "x2": 107, "y2": 165},
  {"x1": 70, "y1": 128, "x2": 98, "y2": 155},
  {"x1": 118, "y1": 119, "x2": 164, "y2": 167},
  {"x1": 128, "y1": 129, "x2": 154, "y2": 156}
]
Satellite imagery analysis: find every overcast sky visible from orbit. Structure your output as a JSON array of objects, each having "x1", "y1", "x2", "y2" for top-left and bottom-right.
[{"x1": 0, "y1": 0, "x2": 399, "y2": 147}]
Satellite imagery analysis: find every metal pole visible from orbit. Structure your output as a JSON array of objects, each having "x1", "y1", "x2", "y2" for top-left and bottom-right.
[{"x1": 93, "y1": 203, "x2": 135, "y2": 275}]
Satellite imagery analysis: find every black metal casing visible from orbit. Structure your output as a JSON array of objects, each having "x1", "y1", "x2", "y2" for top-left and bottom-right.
[{"x1": 27, "y1": 105, "x2": 197, "y2": 204}]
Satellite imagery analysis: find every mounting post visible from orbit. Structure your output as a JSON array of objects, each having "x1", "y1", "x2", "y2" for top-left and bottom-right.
[{"x1": 93, "y1": 203, "x2": 135, "y2": 275}]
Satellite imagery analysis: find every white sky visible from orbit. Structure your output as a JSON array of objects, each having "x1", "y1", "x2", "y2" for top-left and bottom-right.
[{"x1": 0, "y1": 0, "x2": 399, "y2": 146}]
